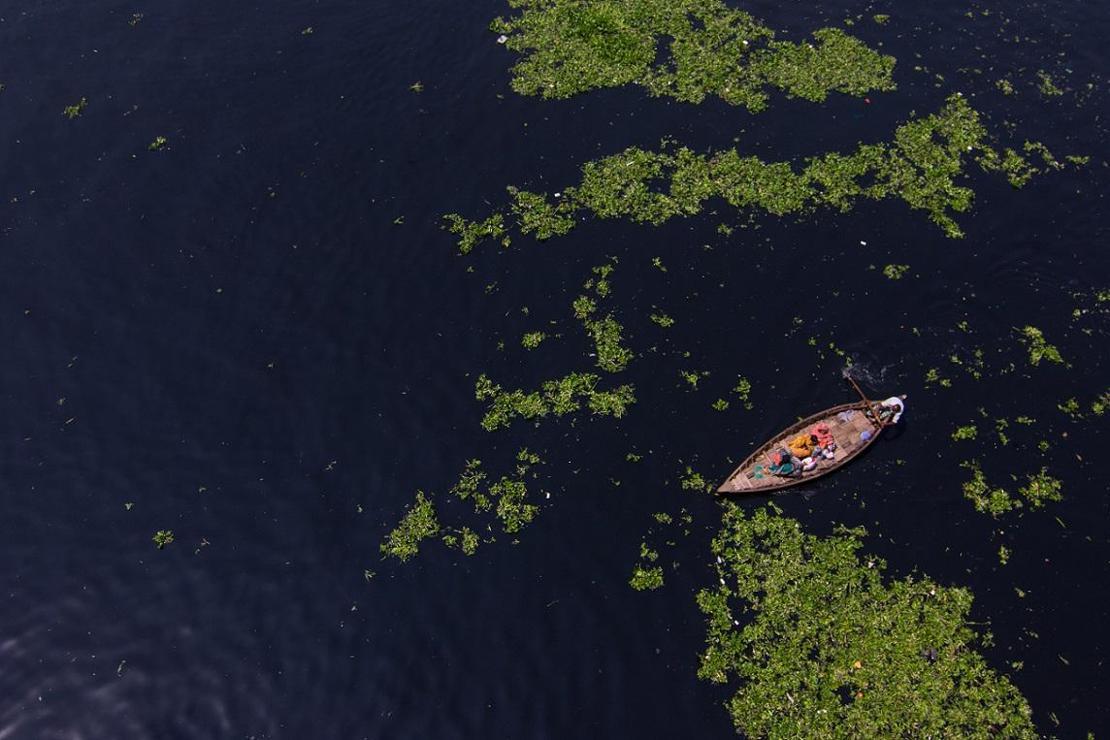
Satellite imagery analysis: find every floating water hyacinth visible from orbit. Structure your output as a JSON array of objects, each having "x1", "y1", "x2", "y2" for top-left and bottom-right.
[
  {"x1": 698, "y1": 505, "x2": 1037, "y2": 736},
  {"x1": 490, "y1": 0, "x2": 895, "y2": 110},
  {"x1": 446, "y1": 95, "x2": 1065, "y2": 253}
]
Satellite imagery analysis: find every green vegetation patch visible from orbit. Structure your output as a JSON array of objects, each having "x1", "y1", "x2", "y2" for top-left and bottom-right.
[
  {"x1": 380, "y1": 491, "x2": 440, "y2": 561},
  {"x1": 521, "y1": 330, "x2": 548, "y2": 349},
  {"x1": 63, "y1": 97, "x2": 88, "y2": 119},
  {"x1": 630, "y1": 563, "x2": 664, "y2": 590},
  {"x1": 882, "y1": 263, "x2": 909, "y2": 280},
  {"x1": 449, "y1": 96, "x2": 1057, "y2": 251},
  {"x1": 1036, "y1": 70, "x2": 1064, "y2": 97},
  {"x1": 475, "y1": 371, "x2": 635, "y2": 430},
  {"x1": 443, "y1": 213, "x2": 510, "y2": 254},
  {"x1": 490, "y1": 0, "x2": 895, "y2": 111},
  {"x1": 382, "y1": 451, "x2": 547, "y2": 562},
  {"x1": 630, "y1": 541, "x2": 664, "y2": 590},
  {"x1": 1017, "y1": 468, "x2": 1063, "y2": 509},
  {"x1": 1018, "y1": 326, "x2": 1063, "y2": 366},
  {"x1": 951, "y1": 424, "x2": 977, "y2": 441},
  {"x1": 961, "y1": 461, "x2": 1015, "y2": 516},
  {"x1": 732, "y1": 376, "x2": 753, "y2": 410},
  {"x1": 152, "y1": 530, "x2": 175, "y2": 549},
  {"x1": 697, "y1": 505, "x2": 1036, "y2": 737}
]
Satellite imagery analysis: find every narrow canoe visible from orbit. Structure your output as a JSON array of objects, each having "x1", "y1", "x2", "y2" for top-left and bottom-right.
[{"x1": 716, "y1": 400, "x2": 887, "y2": 495}]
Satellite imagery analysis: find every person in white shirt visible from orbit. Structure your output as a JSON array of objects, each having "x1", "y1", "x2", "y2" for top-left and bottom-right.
[{"x1": 879, "y1": 395, "x2": 906, "y2": 424}]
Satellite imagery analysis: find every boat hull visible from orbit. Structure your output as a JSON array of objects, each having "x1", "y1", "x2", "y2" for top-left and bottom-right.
[{"x1": 717, "y1": 401, "x2": 885, "y2": 495}]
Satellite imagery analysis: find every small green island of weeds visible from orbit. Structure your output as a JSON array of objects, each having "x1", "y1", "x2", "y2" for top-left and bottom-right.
[
  {"x1": 630, "y1": 542, "x2": 664, "y2": 591},
  {"x1": 961, "y1": 461, "x2": 1063, "y2": 517},
  {"x1": 1019, "y1": 326, "x2": 1064, "y2": 366},
  {"x1": 447, "y1": 95, "x2": 1067, "y2": 253},
  {"x1": 882, "y1": 263, "x2": 909, "y2": 280},
  {"x1": 381, "y1": 450, "x2": 547, "y2": 561},
  {"x1": 475, "y1": 265, "x2": 635, "y2": 431},
  {"x1": 698, "y1": 505, "x2": 1035, "y2": 736},
  {"x1": 63, "y1": 97, "x2": 88, "y2": 119},
  {"x1": 491, "y1": 0, "x2": 895, "y2": 110},
  {"x1": 152, "y1": 530, "x2": 175, "y2": 549}
]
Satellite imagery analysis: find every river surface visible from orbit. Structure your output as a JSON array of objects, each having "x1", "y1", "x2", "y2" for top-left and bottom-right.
[{"x1": 0, "y1": 0, "x2": 1107, "y2": 737}]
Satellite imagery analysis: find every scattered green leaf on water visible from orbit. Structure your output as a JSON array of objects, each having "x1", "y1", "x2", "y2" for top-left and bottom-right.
[
  {"x1": 1036, "y1": 70, "x2": 1064, "y2": 97},
  {"x1": 1092, "y1": 390, "x2": 1109, "y2": 416},
  {"x1": 63, "y1": 98, "x2": 88, "y2": 119},
  {"x1": 490, "y1": 0, "x2": 895, "y2": 110},
  {"x1": 152, "y1": 530, "x2": 174, "y2": 549},
  {"x1": 409, "y1": 81, "x2": 424, "y2": 93},
  {"x1": 1057, "y1": 397, "x2": 1081, "y2": 419},
  {"x1": 585, "y1": 315, "x2": 632, "y2": 372},
  {"x1": 698, "y1": 505, "x2": 1035, "y2": 736},
  {"x1": 1065, "y1": 154, "x2": 1090, "y2": 166},
  {"x1": 996, "y1": 78, "x2": 1015, "y2": 95},
  {"x1": 380, "y1": 491, "x2": 440, "y2": 561},
  {"x1": 951, "y1": 425, "x2": 977, "y2": 441},
  {"x1": 732, "y1": 376, "x2": 753, "y2": 410},
  {"x1": 490, "y1": 449, "x2": 543, "y2": 533},
  {"x1": 961, "y1": 461, "x2": 1015, "y2": 516},
  {"x1": 444, "y1": 213, "x2": 508, "y2": 254},
  {"x1": 650, "y1": 312, "x2": 675, "y2": 327},
  {"x1": 995, "y1": 418, "x2": 1010, "y2": 446},
  {"x1": 712, "y1": 398, "x2": 729, "y2": 412},
  {"x1": 652, "y1": 512, "x2": 673, "y2": 524},
  {"x1": 450, "y1": 96, "x2": 1055, "y2": 252},
  {"x1": 148, "y1": 136, "x2": 168, "y2": 151},
  {"x1": 301, "y1": 25, "x2": 314, "y2": 35},
  {"x1": 521, "y1": 331, "x2": 547, "y2": 349},
  {"x1": 460, "y1": 527, "x2": 479, "y2": 555},
  {"x1": 1019, "y1": 326, "x2": 1063, "y2": 366},
  {"x1": 882, "y1": 263, "x2": 909, "y2": 280},
  {"x1": 924, "y1": 368, "x2": 951, "y2": 388},
  {"x1": 1017, "y1": 468, "x2": 1062, "y2": 509},
  {"x1": 872, "y1": 13, "x2": 890, "y2": 24},
  {"x1": 475, "y1": 372, "x2": 635, "y2": 430},
  {"x1": 630, "y1": 564, "x2": 665, "y2": 590},
  {"x1": 626, "y1": 451, "x2": 643, "y2": 462},
  {"x1": 572, "y1": 294, "x2": 596, "y2": 320},
  {"x1": 680, "y1": 465, "x2": 710, "y2": 493},
  {"x1": 998, "y1": 544, "x2": 1011, "y2": 565},
  {"x1": 680, "y1": 370, "x2": 701, "y2": 390}
]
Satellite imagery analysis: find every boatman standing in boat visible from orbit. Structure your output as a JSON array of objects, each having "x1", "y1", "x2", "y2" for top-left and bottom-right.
[{"x1": 879, "y1": 395, "x2": 907, "y2": 424}]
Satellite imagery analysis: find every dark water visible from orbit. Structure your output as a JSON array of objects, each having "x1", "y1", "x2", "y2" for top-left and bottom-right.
[{"x1": 0, "y1": 0, "x2": 1107, "y2": 737}]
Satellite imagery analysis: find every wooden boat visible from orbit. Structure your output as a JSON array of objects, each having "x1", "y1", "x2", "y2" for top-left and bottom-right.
[{"x1": 717, "y1": 400, "x2": 887, "y2": 495}]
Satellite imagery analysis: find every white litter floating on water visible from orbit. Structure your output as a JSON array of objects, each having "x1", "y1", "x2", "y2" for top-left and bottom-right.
[{"x1": 497, "y1": 34, "x2": 509, "y2": 44}]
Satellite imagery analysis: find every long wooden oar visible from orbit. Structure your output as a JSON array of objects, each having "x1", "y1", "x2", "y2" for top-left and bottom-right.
[{"x1": 844, "y1": 372, "x2": 884, "y2": 429}]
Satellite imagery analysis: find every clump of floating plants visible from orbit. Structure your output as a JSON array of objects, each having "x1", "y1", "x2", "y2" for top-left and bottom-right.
[
  {"x1": 475, "y1": 264, "x2": 635, "y2": 430},
  {"x1": 697, "y1": 505, "x2": 1036, "y2": 736},
  {"x1": 381, "y1": 450, "x2": 546, "y2": 561},
  {"x1": 446, "y1": 95, "x2": 1065, "y2": 252},
  {"x1": 380, "y1": 491, "x2": 440, "y2": 561},
  {"x1": 62, "y1": 97, "x2": 88, "y2": 119},
  {"x1": 490, "y1": 0, "x2": 895, "y2": 110},
  {"x1": 1018, "y1": 325, "x2": 1064, "y2": 366},
  {"x1": 960, "y1": 461, "x2": 1063, "y2": 517},
  {"x1": 629, "y1": 509, "x2": 694, "y2": 591},
  {"x1": 629, "y1": 541, "x2": 664, "y2": 591}
]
